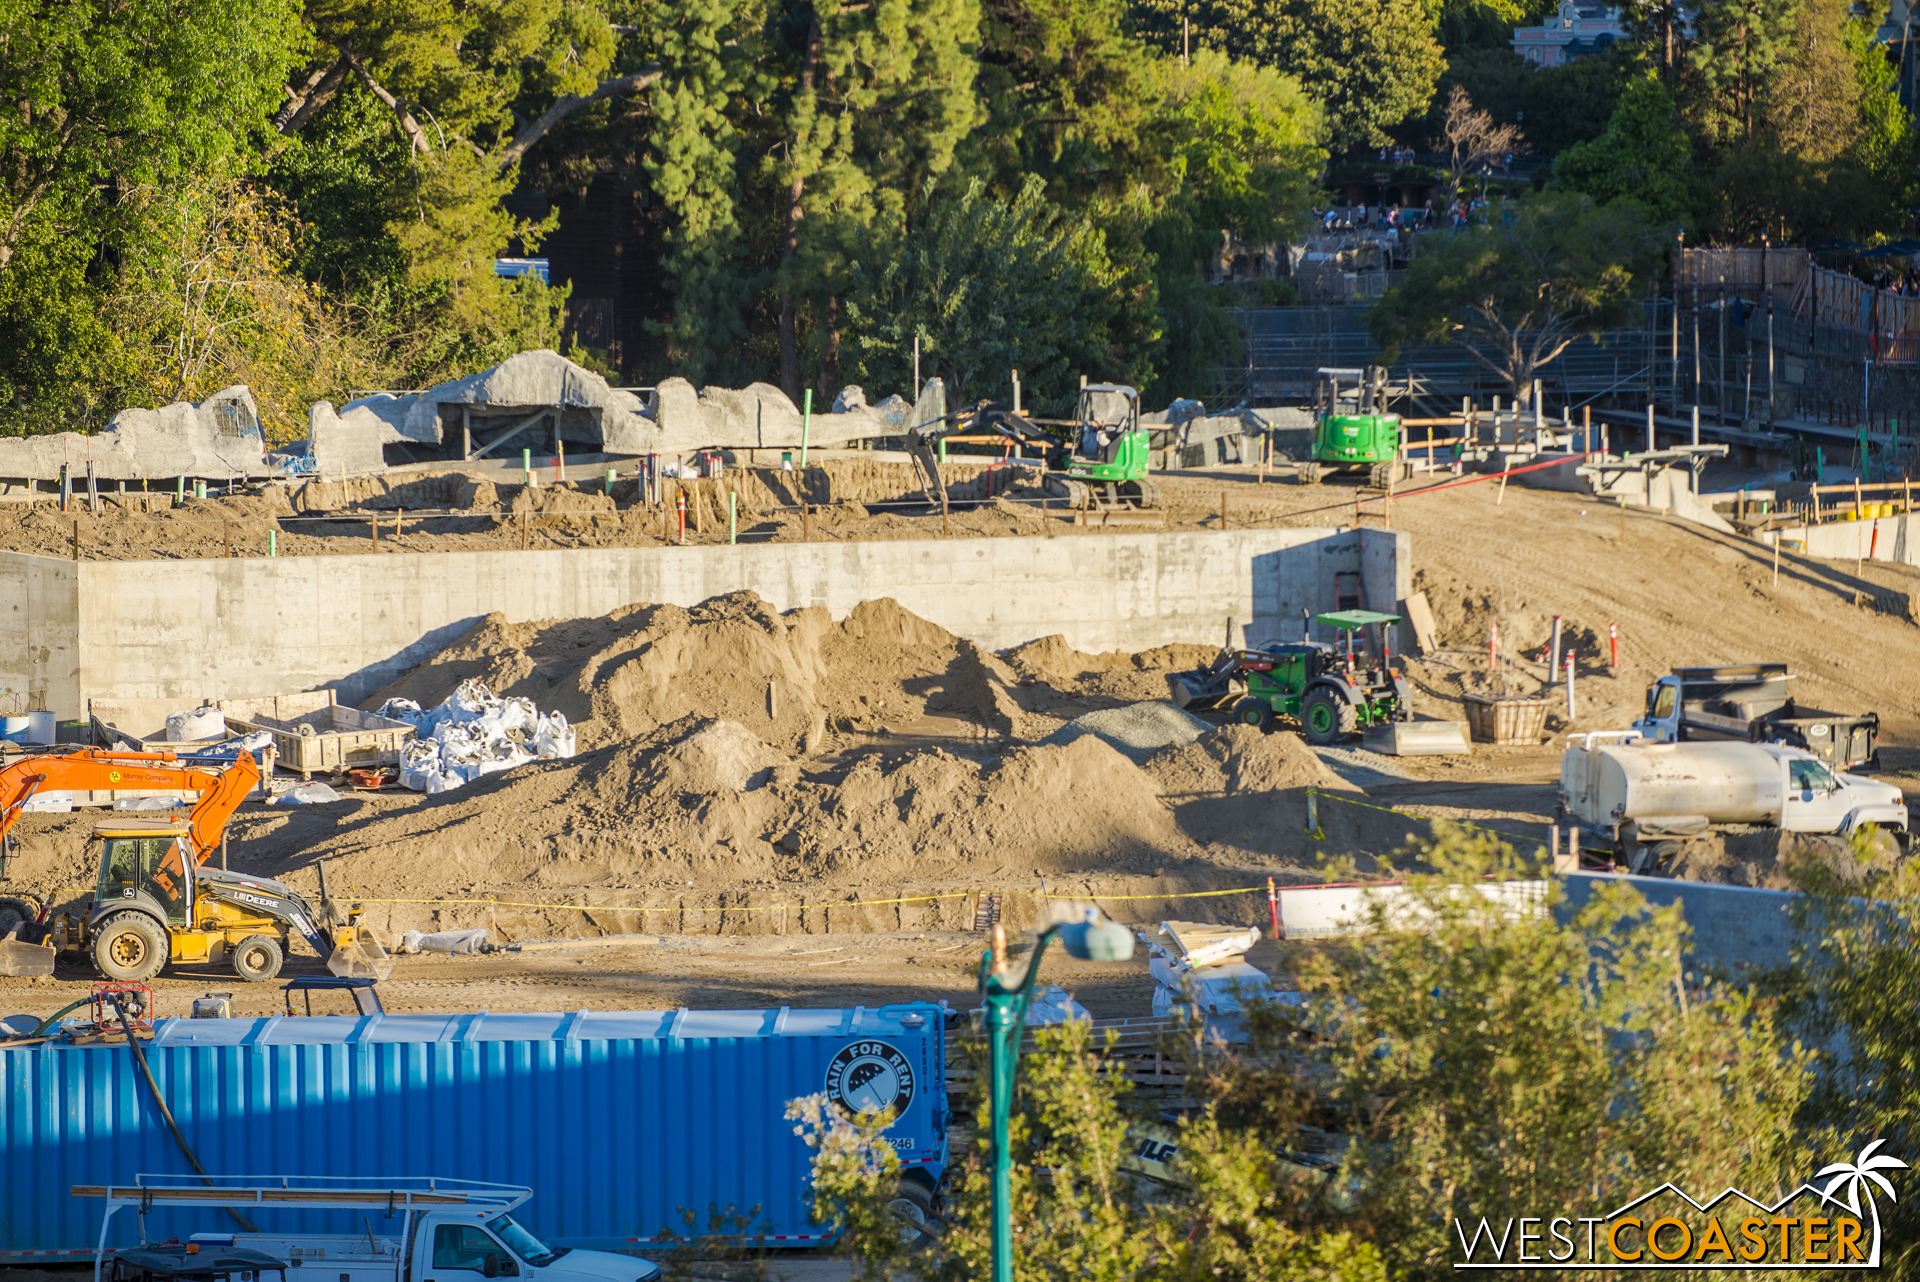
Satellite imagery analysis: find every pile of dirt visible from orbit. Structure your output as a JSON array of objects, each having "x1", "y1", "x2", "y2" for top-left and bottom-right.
[
  {"x1": 198, "y1": 715, "x2": 1202, "y2": 930},
  {"x1": 1661, "y1": 827, "x2": 1899, "y2": 889},
  {"x1": 1145, "y1": 724, "x2": 1422, "y2": 863},
  {"x1": 362, "y1": 592, "x2": 1208, "y2": 751}
]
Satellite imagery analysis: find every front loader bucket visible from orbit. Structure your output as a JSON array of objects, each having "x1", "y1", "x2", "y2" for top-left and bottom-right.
[
  {"x1": 1167, "y1": 669, "x2": 1239, "y2": 712},
  {"x1": 1364, "y1": 720, "x2": 1471, "y2": 756},
  {"x1": 327, "y1": 923, "x2": 395, "y2": 981},
  {"x1": 0, "y1": 928, "x2": 55, "y2": 977}
]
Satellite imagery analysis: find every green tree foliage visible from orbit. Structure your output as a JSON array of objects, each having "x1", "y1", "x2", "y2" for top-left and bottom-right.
[
  {"x1": 1277, "y1": 828, "x2": 1810, "y2": 1275},
  {"x1": 841, "y1": 176, "x2": 1145, "y2": 411},
  {"x1": 1131, "y1": 0, "x2": 1443, "y2": 150},
  {"x1": 0, "y1": 0, "x2": 303, "y2": 427},
  {"x1": 1370, "y1": 194, "x2": 1668, "y2": 397},
  {"x1": 1554, "y1": 74, "x2": 1705, "y2": 224},
  {"x1": 643, "y1": 0, "x2": 761, "y2": 382},
  {"x1": 1780, "y1": 838, "x2": 1920, "y2": 1276},
  {"x1": 1703, "y1": 0, "x2": 1916, "y2": 244},
  {"x1": 798, "y1": 1018, "x2": 1388, "y2": 1282},
  {"x1": 1686, "y1": 0, "x2": 1800, "y2": 145},
  {"x1": 770, "y1": 0, "x2": 984, "y2": 397},
  {"x1": 804, "y1": 828, "x2": 1810, "y2": 1282}
]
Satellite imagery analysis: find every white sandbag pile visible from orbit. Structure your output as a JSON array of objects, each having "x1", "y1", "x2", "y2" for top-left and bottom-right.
[
  {"x1": 1145, "y1": 920, "x2": 1291, "y2": 1042},
  {"x1": 377, "y1": 679, "x2": 576, "y2": 793},
  {"x1": 166, "y1": 707, "x2": 227, "y2": 742}
]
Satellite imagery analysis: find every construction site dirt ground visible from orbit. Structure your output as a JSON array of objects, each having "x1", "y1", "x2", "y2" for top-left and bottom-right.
[{"x1": 4, "y1": 455, "x2": 1919, "y2": 1024}]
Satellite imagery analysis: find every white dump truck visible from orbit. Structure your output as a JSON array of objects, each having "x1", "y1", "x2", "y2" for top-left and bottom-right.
[
  {"x1": 77, "y1": 1179, "x2": 660, "y2": 1282},
  {"x1": 1558, "y1": 731, "x2": 1908, "y2": 869}
]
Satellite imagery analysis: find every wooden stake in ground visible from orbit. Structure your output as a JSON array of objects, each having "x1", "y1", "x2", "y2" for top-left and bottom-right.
[
  {"x1": 802, "y1": 504, "x2": 811, "y2": 542},
  {"x1": 942, "y1": 494, "x2": 950, "y2": 537},
  {"x1": 70, "y1": 520, "x2": 78, "y2": 561},
  {"x1": 370, "y1": 513, "x2": 379, "y2": 551},
  {"x1": 1773, "y1": 534, "x2": 1781, "y2": 588},
  {"x1": 1496, "y1": 469, "x2": 1511, "y2": 506},
  {"x1": 523, "y1": 510, "x2": 531, "y2": 551},
  {"x1": 1220, "y1": 491, "x2": 1227, "y2": 528},
  {"x1": 224, "y1": 518, "x2": 232, "y2": 559}
]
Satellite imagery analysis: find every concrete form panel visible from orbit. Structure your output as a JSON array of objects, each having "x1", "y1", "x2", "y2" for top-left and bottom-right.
[{"x1": 7, "y1": 526, "x2": 1401, "y2": 713}]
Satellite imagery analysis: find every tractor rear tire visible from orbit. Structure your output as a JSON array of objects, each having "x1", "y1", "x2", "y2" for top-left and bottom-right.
[
  {"x1": 232, "y1": 934, "x2": 284, "y2": 983},
  {"x1": 1301, "y1": 688, "x2": 1358, "y2": 745},
  {"x1": 1232, "y1": 697, "x2": 1275, "y2": 735},
  {"x1": 93, "y1": 912, "x2": 168, "y2": 983},
  {"x1": 1297, "y1": 461, "x2": 1323, "y2": 485}
]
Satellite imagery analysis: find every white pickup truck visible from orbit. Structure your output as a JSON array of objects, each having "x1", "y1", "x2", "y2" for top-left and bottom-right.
[{"x1": 79, "y1": 1179, "x2": 659, "y2": 1282}]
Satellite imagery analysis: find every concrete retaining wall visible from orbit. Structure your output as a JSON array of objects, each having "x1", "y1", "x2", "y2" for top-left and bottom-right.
[
  {"x1": 1769, "y1": 512, "x2": 1920, "y2": 566},
  {"x1": 3, "y1": 526, "x2": 1408, "y2": 714},
  {"x1": 1560, "y1": 871, "x2": 1800, "y2": 971}
]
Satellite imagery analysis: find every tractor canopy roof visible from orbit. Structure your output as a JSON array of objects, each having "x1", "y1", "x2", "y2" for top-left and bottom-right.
[{"x1": 1315, "y1": 610, "x2": 1403, "y2": 629}]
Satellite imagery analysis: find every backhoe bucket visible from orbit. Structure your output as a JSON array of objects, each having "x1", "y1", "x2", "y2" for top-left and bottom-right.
[
  {"x1": 1364, "y1": 720, "x2": 1471, "y2": 756},
  {"x1": 0, "y1": 927, "x2": 55, "y2": 977},
  {"x1": 327, "y1": 923, "x2": 395, "y2": 981},
  {"x1": 1166, "y1": 667, "x2": 1243, "y2": 712}
]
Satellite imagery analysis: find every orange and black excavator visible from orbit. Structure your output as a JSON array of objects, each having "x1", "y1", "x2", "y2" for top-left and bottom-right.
[{"x1": 0, "y1": 749, "x2": 390, "y2": 984}]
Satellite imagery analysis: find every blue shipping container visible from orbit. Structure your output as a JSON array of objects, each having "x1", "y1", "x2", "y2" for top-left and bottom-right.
[{"x1": 0, "y1": 1004, "x2": 947, "y2": 1261}]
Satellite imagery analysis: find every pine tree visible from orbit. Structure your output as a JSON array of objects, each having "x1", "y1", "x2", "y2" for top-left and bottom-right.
[
  {"x1": 773, "y1": 0, "x2": 983, "y2": 399},
  {"x1": 645, "y1": 0, "x2": 764, "y2": 382}
]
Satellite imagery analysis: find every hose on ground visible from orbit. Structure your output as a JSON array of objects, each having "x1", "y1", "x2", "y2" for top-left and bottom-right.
[{"x1": 109, "y1": 994, "x2": 258, "y2": 1232}]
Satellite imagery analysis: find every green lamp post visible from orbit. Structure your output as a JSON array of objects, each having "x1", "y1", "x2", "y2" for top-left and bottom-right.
[{"x1": 977, "y1": 910, "x2": 1137, "y2": 1282}]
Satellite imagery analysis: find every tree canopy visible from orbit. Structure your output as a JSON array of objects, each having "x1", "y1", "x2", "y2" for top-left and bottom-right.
[{"x1": 1370, "y1": 194, "x2": 1670, "y2": 396}]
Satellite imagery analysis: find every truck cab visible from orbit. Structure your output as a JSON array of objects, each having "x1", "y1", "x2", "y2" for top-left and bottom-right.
[{"x1": 1631, "y1": 664, "x2": 1880, "y2": 770}]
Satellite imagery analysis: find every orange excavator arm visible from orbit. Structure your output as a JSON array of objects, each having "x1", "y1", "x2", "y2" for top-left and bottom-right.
[{"x1": 0, "y1": 748, "x2": 260, "y2": 866}]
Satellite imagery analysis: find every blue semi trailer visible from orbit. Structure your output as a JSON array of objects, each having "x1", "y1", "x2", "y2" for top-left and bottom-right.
[{"x1": 0, "y1": 1003, "x2": 948, "y2": 1261}]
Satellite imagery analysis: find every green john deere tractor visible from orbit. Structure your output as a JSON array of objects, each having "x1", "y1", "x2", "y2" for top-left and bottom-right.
[
  {"x1": 1166, "y1": 610, "x2": 1412, "y2": 745},
  {"x1": 1297, "y1": 366, "x2": 1406, "y2": 488}
]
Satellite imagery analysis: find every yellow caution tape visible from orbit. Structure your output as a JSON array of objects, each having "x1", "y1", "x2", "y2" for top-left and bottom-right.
[
  {"x1": 1306, "y1": 787, "x2": 1546, "y2": 849},
  {"x1": 343, "y1": 884, "x2": 1282, "y2": 914}
]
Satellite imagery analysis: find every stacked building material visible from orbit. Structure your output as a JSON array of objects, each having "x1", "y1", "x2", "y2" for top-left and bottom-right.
[{"x1": 1145, "y1": 919, "x2": 1290, "y2": 1041}]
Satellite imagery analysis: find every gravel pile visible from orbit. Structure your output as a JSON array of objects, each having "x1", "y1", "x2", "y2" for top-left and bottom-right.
[{"x1": 1041, "y1": 701, "x2": 1211, "y2": 763}]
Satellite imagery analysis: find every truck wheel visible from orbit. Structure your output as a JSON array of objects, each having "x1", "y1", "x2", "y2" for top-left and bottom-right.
[
  {"x1": 1301, "y1": 689, "x2": 1357, "y2": 745},
  {"x1": 886, "y1": 1178, "x2": 941, "y2": 1251},
  {"x1": 232, "y1": 934, "x2": 284, "y2": 983},
  {"x1": 1231, "y1": 697, "x2": 1275, "y2": 735},
  {"x1": 93, "y1": 912, "x2": 168, "y2": 983},
  {"x1": 1297, "y1": 461, "x2": 1323, "y2": 485}
]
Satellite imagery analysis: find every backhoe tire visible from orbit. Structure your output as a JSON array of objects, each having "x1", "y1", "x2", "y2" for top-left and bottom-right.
[
  {"x1": 1232, "y1": 697, "x2": 1275, "y2": 735},
  {"x1": 232, "y1": 934, "x2": 284, "y2": 983},
  {"x1": 1297, "y1": 461, "x2": 1323, "y2": 485},
  {"x1": 93, "y1": 912, "x2": 168, "y2": 983},
  {"x1": 1301, "y1": 688, "x2": 1358, "y2": 745}
]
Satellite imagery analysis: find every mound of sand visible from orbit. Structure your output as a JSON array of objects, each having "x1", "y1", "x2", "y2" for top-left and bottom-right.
[
  {"x1": 217, "y1": 716, "x2": 1195, "y2": 931},
  {"x1": 1145, "y1": 724, "x2": 1421, "y2": 862},
  {"x1": 363, "y1": 593, "x2": 1016, "y2": 751},
  {"x1": 363, "y1": 592, "x2": 1212, "y2": 751}
]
